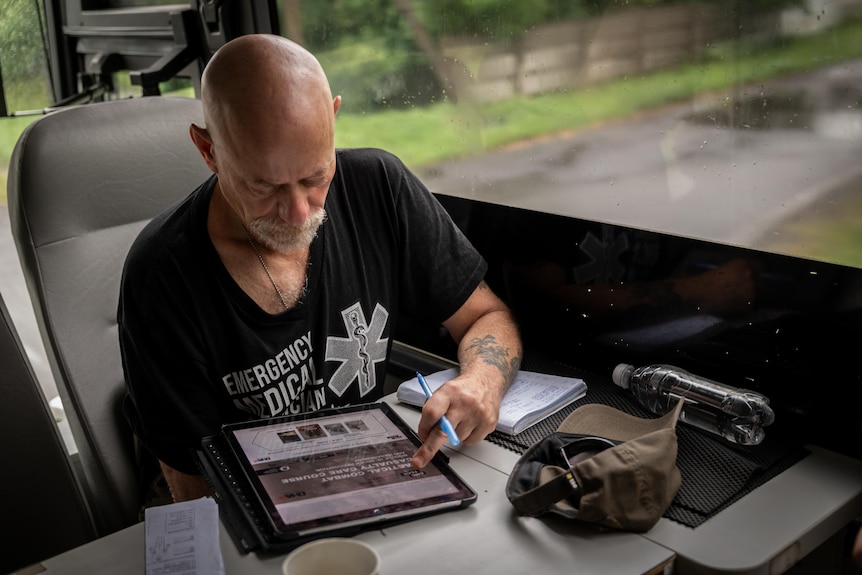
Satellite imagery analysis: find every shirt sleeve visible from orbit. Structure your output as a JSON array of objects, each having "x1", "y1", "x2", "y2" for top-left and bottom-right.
[
  {"x1": 119, "y1": 208, "x2": 225, "y2": 475},
  {"x1": 378, "y1": 150, "x2": 488, "y2": 323}
]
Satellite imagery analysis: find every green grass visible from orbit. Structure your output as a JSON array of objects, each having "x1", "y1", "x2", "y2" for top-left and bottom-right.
[
  {"x1": 759, "y1": 192, "x2": 862, "y2": 268},
  {"x1": 333, "y1": 19, "x2": 862, "y2": 167}
]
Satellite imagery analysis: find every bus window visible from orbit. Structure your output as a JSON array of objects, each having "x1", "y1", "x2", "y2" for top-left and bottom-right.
[
  {"x1": 299, "y1": 0, "x2": 862, "y2": 268},
  {"x1": 0, "y1": 0, "x2": 277, "y2": 196},
  {"x1": 2, "y1": 0, "x2": 862, "y2": 268}
]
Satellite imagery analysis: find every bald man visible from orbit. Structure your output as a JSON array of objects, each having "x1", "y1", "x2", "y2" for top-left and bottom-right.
[{"x1": 119, "y1": 34, "x2": 521, "y2": 502}]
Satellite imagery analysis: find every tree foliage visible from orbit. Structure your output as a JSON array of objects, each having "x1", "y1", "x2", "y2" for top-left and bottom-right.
[
  {"x1": 299, "y1": 0, "x2": 805, "y2": 46},
  {"x1": 301, "y1": 0, "x2": 411, "y2": 51},
  {"x1": 0, "y1": 0, "x2": 49, "y2": 106},
  {"x1": 299, "y1": 0, "x2": 441, "y2": 111},
  {"x1": 293, "y1": 0, "x2": 807, "y2": 110}
]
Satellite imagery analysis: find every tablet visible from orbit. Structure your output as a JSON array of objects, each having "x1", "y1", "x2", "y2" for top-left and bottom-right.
[{"x1": 203, "y1": 403, "x2": 476, "y2": 548}]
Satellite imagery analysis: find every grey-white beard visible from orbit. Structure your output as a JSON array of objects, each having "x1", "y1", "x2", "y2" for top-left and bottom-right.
[{"x1": 248, "y1": 208, "x2": 326, "y2": 253}]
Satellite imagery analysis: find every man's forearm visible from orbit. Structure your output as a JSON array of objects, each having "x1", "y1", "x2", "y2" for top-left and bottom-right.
[
  {"x1": 413, "y1": 297, "x2": 521, "y2": 468},
  {"x1": 160, "y1": 461, "x2": 212, "y2": 502},
  {"x1": 457, "y1": 308, "x2": 522, "y2": 392}
]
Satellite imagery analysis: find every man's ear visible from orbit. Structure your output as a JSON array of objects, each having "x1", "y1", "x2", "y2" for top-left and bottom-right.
[
  {"x1": 333, "y1": 95, "x2": 342, "y2": 116},
  {"x1": 189, "y1": 123, "x2": 218, "y2": 173}
]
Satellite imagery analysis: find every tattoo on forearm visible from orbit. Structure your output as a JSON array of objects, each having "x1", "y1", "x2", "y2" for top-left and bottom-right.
[
  {"x1": 465, "y1": 335, "x2": 520, "y2": 383},
  {"x1": 630, "y1": 282, "x2": 680, "y2": 307}
]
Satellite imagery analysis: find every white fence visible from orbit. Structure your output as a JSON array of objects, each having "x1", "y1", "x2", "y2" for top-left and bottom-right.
[{"x1": 440, "y1": 0, "x2": 862, "y2": 102}]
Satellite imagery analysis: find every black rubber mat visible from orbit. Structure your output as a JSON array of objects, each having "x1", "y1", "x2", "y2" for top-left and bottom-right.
[{"x1": 488, "y1": 358, "x2": 809, "y2": 528}]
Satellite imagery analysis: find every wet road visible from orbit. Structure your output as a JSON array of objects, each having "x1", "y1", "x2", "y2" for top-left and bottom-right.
[{"x1": 418, "y1": 58, "x2": 862, "y2": 252}]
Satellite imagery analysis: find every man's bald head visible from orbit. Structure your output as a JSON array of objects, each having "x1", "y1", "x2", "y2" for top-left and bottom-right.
[{"x1": 200, "y1": 34, "x2": 336, "y2": 153}]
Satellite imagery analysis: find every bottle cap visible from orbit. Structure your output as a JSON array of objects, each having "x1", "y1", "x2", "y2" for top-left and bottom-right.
[{"x1": 612, "y1": 363, "x2": 634, "y2": 389}]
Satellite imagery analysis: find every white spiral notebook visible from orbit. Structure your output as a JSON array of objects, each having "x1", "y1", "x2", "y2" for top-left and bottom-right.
[{"x1": 397, "y1": 368, "x2": 587, "y2": 435}]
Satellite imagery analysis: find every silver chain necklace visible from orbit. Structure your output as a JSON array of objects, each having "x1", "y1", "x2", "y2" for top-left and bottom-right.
[{"x1": 228, "y1": 207, "x2": 290, "y2": 311}]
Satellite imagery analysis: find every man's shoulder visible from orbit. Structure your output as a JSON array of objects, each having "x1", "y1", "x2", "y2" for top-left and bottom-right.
[
  {"x1": 125, "y1": 177, "x2": 213, "y2": 270},
  {"x1": 336, "y1": 147, "x2": 404, "y2": 169},
  {"x1": 334, "y1": 148, "x2": 415, "y2": 196}
]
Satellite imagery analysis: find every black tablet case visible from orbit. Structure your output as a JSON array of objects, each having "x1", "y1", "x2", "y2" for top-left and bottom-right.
[{"x1": 194, "y1": 404, "x2": 475, "y2": 554}]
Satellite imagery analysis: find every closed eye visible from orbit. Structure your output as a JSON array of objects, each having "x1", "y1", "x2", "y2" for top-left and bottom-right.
[{"x1": 301, "y1": 175, "x2": 331, "y2": 188}]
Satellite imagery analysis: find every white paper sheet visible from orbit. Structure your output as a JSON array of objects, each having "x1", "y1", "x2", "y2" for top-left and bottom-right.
[{"x1": 144, "y1": 496, "x2": 224, "y2": 575}]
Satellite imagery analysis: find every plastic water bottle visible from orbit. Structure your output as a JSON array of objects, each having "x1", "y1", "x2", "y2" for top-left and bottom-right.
[{"x1": 612, "y1": 363, "x2": 775, "y2": 445}]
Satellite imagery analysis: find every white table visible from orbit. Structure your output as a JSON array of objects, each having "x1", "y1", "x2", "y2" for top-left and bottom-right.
[
  {"x1": 35, "y1": 398, "x2": 674, "y2": 575},
  {"x1": 33, "y1": 395, "x2": 862, "y2": 575},
  {"x1": 643, "y1": 446, "x2": 862, "y2": 575},
  {"x1": 392, "y1": 396, "x2": 862, "y2": 575}
]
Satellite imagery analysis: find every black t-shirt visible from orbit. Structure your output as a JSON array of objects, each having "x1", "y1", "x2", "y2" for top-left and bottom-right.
[{"x1": 119, "y1": 148, "x2": 487, "y2": 474}]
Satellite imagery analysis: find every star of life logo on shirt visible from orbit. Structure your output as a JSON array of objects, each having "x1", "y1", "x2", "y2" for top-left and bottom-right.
[{"x1": 325, "y1": 301, "x2": 389, "y2": 397}]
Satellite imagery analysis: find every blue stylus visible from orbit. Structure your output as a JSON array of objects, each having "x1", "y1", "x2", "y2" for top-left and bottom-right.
[{"x1": 416, "y1": 371, "x2": 461, "y2": 447}]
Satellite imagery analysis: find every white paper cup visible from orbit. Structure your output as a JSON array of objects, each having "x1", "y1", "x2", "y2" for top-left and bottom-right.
[{"x1": 282, "y1": 538, "x2": 381, "y2": 575}]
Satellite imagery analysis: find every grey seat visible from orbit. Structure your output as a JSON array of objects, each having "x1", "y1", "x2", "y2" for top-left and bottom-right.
[
  {"x1": 7, "y1": 96, "x2": 210, "y2": 536},
  {"x1": 0, "y1": 291, "x2": 97, "y2": 572}
]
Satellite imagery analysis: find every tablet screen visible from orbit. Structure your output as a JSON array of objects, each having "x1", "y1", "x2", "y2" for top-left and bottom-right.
[{"x1": 222, "y1": 403, "x2": 476, "y2": 538}]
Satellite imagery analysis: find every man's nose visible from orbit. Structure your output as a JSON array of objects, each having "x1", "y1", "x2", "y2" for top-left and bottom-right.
[{"x1": 278, "y1": 191, "x2": 310, "y2": 226}]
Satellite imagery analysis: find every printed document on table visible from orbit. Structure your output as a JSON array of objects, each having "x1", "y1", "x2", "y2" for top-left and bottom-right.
[{"x1": 145, "y1": 496, "x2": 224, "y2": 575}]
